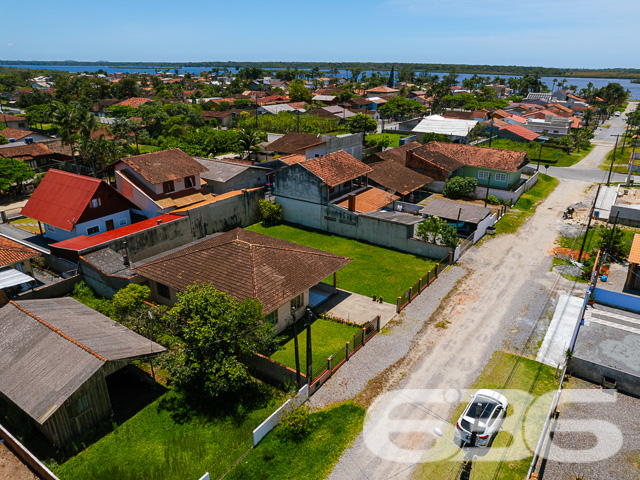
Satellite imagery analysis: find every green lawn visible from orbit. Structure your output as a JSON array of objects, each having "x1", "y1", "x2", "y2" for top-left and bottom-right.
[
  {"x1": 55, "y1": 388, "x2": 285, "y2": 480},
  {"x1": 415, "y1": 351, "x2": 559, "y2": 480},
  {"x1": 270, "y1": 319, "x2": 361, "y2": 372},
  {"x1": 599, "y1": 145, "x2": 633, "y2": 173},
  {"x1": 227, "y1": 402, "x2": 365, "y2": 480},
  {"x1": 481, "y1": 138, "x2": 593, "y2": 167},
  {"x1": 365, "y1": 133, "x2": 410, "y2": 148},
  {"x1": 496, "y1": 174, "x2": 559, "y2": 235},
  {"x1": 137, "y1": 144, "x2": 161, "y2": 154},
  {"x1": 246, "y1": 222, "x2": 437, "y2": 302},
  {"x1": 9, "y1": 217, "x2": 41, "y2": 234}
]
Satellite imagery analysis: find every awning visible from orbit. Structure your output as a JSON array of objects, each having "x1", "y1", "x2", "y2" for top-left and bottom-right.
[{"x1": 0, "y1": 269, "x2": 35, "y2": 289}]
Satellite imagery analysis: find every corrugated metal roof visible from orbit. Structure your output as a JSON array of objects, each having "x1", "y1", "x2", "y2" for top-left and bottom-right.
[
  {"x1": 0, "y1": 269, "x2": 35, "y2": 289},
  {"x1": 420, "y1": 199, "x2": 492, "y2": 224},
  {"x1": 20, "y1": 170, "x2": 102, "y2": 231},
  {"x1": 412, "y1": 115, "x2": 478, "y2": 137},
  {"x1": 194, "y1": 157, "x2": 266, "y2": 183}
]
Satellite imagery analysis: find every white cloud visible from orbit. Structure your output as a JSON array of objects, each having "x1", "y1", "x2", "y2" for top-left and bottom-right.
[{"x1": 7, "y1": 43, "x2": 14, "y2": 48}]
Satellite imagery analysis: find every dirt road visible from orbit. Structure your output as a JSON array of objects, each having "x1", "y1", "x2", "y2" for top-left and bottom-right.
[{"x1": 328, "y1": 177, "x2": 593, "y2": 480}]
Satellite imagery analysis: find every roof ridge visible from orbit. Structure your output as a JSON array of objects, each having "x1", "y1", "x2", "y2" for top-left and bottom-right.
[
  {"x1": 9, "y1": 301, "x2": 107, "y2": 362},
  {"x1": 136, "y1": 233, "x2": 239, "y2": 268},
  {"x1": 252, "y1": 243, "x2": 349, "y2": 259}
]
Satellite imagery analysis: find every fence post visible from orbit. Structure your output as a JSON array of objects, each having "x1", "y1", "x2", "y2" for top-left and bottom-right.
[
  {"x1": 427, "y1": 270, "x2": 431, "y2": 285},
  {"x1": 408, "y1": 286, "x2": 413, "y2": 302},
  {"x1": 328, "y1": 356, "x2": 333, "y2": 376},
  {"x1": 448, "y1": 250, "x2": 453, "y2": 264},
  {"x1": 435, "y1": 263, "x2": 440, "y2": 278},
  {"x1": 376, "y1": 314, "x2": 381, "y2": 332},
  {"x1": 396, "y1": 296, "x2": 401, "y2": 313},
  {"x1": 418, "y1": 278, "x2": 422, "y2": 292},
  {"x1": 346, "y1": 341, "x2": 350, "y2": 361},
  {"x1": 362, "y1": 327, "x2": 367, "y2": 346}
]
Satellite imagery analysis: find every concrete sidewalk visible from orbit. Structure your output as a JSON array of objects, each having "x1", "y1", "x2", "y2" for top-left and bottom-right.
[{"x1": 536, "y1": 294, "x2": 583, "y2": 367}]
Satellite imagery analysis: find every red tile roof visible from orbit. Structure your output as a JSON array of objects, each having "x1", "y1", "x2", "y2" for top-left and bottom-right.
[
  {"x1": 51, "y1": 214, "x2": 181, "y2": 252},
  {"x1": 301, "y1": 151, "x2": 373, "y2": 187},
  {"x1": 364, "y1": 149, "x2": 432, "y2": 196},
  {"x1": 335, "y1": 187, "x2": 399, "y2": 213},
  {"x1": 0, "y1": 237, "x2": 39, "y2": 268},
  {"x1": 0, "y1": 143, "x2": 55, "y2": 161},
  {"x1": 0, "y1": 113, "x2": 26, "y2": 123},
  {"x1": 119, "y1": 149, "x2": 207, "y2": 184},
  {"x1": 366, "y1": 86, "x2": 399, "y2": 93},
  {"x1": 266, "y1": 132, "x2": 326, "y2": 155},
  {"x1": 114, "y1": 97, "x2": 153, "y2": 108},
  {"x1": 278, "y1": 154, "x2": 306, "y2": 165},
  {"x1": 0, "y1": 128, "x2": 34, "y2": 141},
  {"x1": 629, "y1": 234, "x2": 640, "y2": 264},
  {"x1": 499, "y1": 124, "x2": 540, "y2": 141},
  {"x1": 133, "y1": 228, "x2": 352, "y2": 314},
  {"x1": 20, "y1": 170, "x2": 103, "y2": 231}
]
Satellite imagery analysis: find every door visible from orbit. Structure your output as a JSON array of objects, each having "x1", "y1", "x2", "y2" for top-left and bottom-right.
[{"x1": 105, "y1": 219, "x2": 115, "y2": 231}]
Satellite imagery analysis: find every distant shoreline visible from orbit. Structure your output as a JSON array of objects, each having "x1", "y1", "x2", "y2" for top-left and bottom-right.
[{"x1": 2, "y1": 60, "x2": 640, "y2": 79}]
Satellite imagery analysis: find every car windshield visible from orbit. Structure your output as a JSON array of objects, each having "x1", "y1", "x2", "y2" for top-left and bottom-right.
[{"x1": 466, "y1": 398, "x2": 497, "y2": 421}]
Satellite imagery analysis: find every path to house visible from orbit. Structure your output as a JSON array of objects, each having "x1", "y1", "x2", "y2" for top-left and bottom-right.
[{"x1": 322, "y1": 176, "x2": 591, "y2": 480}]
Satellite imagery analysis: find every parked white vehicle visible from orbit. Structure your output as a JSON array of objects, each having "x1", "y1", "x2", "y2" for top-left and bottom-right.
[{"x1": 453, "y1": 389, "x2": 508, "y2": 447}]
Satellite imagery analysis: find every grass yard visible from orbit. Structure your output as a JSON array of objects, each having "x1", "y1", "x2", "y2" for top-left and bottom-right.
[
  {"x1": 246, "y1": 222, "x2": 437, "y2": 302},
  {"x1": 9, "y1": 217, "x2": 41, "y2": 234},
  {"x1": 599, "y1": 145, "x2": 634, "y2": 173},
  {"x1": 55, "y1": 387, "x2": 285, "y2": 480},
  {"x1": 227, "y1": 402, "x2": 365, "y2": 480},
  {"x1": 137, "y1": 144, "x2": 161, "y2": 154},
  {"x1": 365, "y1": 133, "x2": 410, "y2": 148},
  {"x1": 270, "y1": 318, "x2": 361, "y2": 371},
  {"x1": 496, "y1": 174, "x2": 559, "y2": 235},
  {"x1": 415, "y1": 351, "x2": 559, "y2": 480},
  {"x1": 480, "y1": 138, "x2": 593, "y2": 168}
]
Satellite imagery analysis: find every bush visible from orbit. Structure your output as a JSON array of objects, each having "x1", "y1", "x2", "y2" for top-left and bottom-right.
[
  {"x1": 443, "y1": 177, "x2": 477, "y2": 200},
  {"x1": 486, "y1": 194, "x2": 501, "y2": 205},
  {"x1": 278, "y1": 405, "x2": 311, "y2": 442},
  {"x1": 259, "y1": 200, "x2": 283, "y2": 226},
  {"x1": 113, "y1": 284, "x2": 151, "y2": 318}
]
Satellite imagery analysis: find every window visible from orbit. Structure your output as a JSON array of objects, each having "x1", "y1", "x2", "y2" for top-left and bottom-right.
[
  {"x1": 156, "y1": 282, "x2": 171, "y2": 299},
  {"x1": 342, "y1": 181, "x2": 351, "y2": 188},
  {"x1": 163, "y1": 180, "x2": 175, "y2": 193},
  {"x1": 86, "y1": 225, "x2": 100, "y2": 235},
  {"x1": 90, "y1": 198, "x2": 101, "y2": 208},
  {"x1": 47, "y1": 224, "x2": 55, "y2": 232},
  {"x1": 119, "y1": 218, "x2": 128, "y2": 226},
  {"x1": 66, "y1": 395, "x2": 89, "y2": 419},
  {"x1": 266, "y1": 311, "x2": 277, "y2": 325},
  {"x1": 495, "y1": 173, "x2": 507, "y2": 183},
  {"x1": 290, "y1": 293, "x2": 304, "y2": 311},
  {"x1": 185, "y1": 176, "x2": 195, "y2": 188},
  {"x1": 478, "y1": 171, "x2": 490, "y2": 180}
]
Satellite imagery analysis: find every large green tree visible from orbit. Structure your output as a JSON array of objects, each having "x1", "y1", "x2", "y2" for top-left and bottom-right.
[
  {"x1": 347, "y1": 113, "x2": 377, "y2": 135},
  {"x1": 288, "y1": 79, "x2": 312, "y2": 103},
  {"x1": 166, "y1": 284, "x2": 275, "y2": 400},
  {"x1": 0, "y1": 158, "x2": 35, "y2": 192}
]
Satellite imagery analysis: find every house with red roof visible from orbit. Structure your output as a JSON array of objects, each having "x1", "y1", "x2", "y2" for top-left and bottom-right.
[
  {"x1": 114, "y1": 148, "x2": 212, "y2": 217},
  {"x1": 365, "y1": 86, "x2": 399, "y2": 99},
  {"x1": 112, "y1": 97, "x2": 153, "y2": 109},
  {"x1": 20, "y1": 170, "x2": 136, "y2": 242},
  {"x1": 0, "y1": 113, "x2": 28, "y2": 130}
]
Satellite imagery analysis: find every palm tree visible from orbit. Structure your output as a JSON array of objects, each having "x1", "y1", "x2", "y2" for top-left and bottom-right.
[
  {"x1": 51, "y1": 102, "x2": 80, "y2": 173},
  {"x1": 237, "y1": 128, "x2": 264, "y2": 160}
]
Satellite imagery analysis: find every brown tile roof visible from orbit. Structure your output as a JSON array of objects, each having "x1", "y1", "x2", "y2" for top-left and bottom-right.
[
  {"x1": 0, "y1": 113, "x2": 26, "y2": 123},
  {"x1": 363, "y1": 154, "x2": 432, "y2": 196},
  {"x1": 43, "y1": 140, "x2": 73, "y2": 157},
  {"x1": 630, "y1": 234, "x2": 640, "y2": 264},
  {"x1": 119, "y1": 148, "x2": 207, "y2": 184},
  {"x1": 366, "y1": 86, "x2": 399, "y2": 93},
  {"x1": 335, "y1": 187, "x2": 399, "y2": 213},
  {"x1": 413, "y1": 142, "x2": 528, "y2": 173},
  {"x1": 373, "y1": 141, "x2": 422, "y2": 165},
  {"x1": 301, "y1": 151, "x2": 373, "y2": 187},
  {"x1": 278, "y1": 154, "x2": 306, "y2": 165},
  {"x1": 133, "y1": 228, "x2": 352, "y2": 314},
  {"x1": 0, "y1": 143, "x2": 54, "y2": 160},
  {"x1": 265, "y1": 132, "x2": 326, "y2": 155},
  {"x1": 0, "y1": 237, "x2": 39, "y2": 268},
  {"x1": 203, "y1": 110, "x2": 234, "y2": 119},
  {"x1": 500, "y1": 124, "x2": 540, "y2": 141},
  {"x1": 442, "y1": 110, "x2": 474, "y2": 120},
  {"x1": 0, "y1": 128, "x2": 34, "y2": 140},
  {"x1": 114, "y1": 97, "x2": 153, "y2": 108}
]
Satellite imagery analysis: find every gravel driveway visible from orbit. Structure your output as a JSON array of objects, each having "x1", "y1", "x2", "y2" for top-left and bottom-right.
[{"x1": 325, "y1": 177, "x2": 593, "y2": 480}]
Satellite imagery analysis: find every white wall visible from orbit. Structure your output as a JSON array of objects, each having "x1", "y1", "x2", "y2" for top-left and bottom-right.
[
  {"x1": 116, "y1": 170, "x2": 164, "y2": 218},
  {"x1": 44, "y1": 210, "x2": 131, "y2": 242}
]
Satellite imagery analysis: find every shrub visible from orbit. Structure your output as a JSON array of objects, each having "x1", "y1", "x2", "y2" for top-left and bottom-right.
[
  {"x1": 486, "y1": 194, "x2": 501, "y2": 205},
  {"x1": 278, "y1": 405, "x2": 311, "y2": 442},
  {"x1": 259, "y1": 200, "x2": 283, "y2": 226},
  {"x1": 113, "y1": 284, "x2": 151, "y2": 318},
  {"x1": 443, "y1": 177, "x2": 477, "y2": 200}
]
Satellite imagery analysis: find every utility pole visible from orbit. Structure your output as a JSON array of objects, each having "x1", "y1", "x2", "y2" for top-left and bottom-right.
[
  {"x1": 578, "y1": 184, "x2": 601, "y2": 262},
  {"x1": 488, "y1": 110, "x2": 495, "y2": 148},
  {"x1": 536, "y1": 141, "x2": 544, "y2": 171},
  {"x1": 607, "y1": 134, "x2": 621, "y2": 186},
  {"x1": 292, "y1": 307, "x2": 301, "y2": 386},
  {"x1": 484, "y1": 173, "x2": 492, "y2": 207},
  {"x1": 305, "y1": 307, "x2": 313, "y2": 383}
]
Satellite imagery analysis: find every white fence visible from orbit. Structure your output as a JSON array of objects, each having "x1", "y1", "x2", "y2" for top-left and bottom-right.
[{"x1": 252, "y1": 384, "x2": 309, "y2": 446}]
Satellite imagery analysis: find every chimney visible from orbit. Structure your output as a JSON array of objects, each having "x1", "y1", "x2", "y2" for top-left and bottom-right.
[
  {"x1": 157, "y1": 219, "x2": 163, "y2": 225},
  {"x1": 348, "y1": 193, "x2": 357, "y2": 212}
]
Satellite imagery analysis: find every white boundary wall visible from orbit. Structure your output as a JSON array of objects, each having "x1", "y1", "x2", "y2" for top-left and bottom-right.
[{"x1": 252, "y1": 385, "x2": 309, "y2": 446}]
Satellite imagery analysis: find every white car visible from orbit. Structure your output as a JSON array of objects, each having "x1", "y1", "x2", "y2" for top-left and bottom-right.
[
  {"x1": 615, "y1": 111, "x2": 621, "y2": 117},
  {"x1": 454, "y1": 389, "x2": 508, "y2": 447}
]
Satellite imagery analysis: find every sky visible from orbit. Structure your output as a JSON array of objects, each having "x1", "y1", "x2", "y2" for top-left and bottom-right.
[{"x1": 1, "y1": 0, "x2": 639, "y2": 69}]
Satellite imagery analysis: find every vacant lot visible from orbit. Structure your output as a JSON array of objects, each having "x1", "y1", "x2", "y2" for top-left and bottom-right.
[
  {"x1": 481, "y1": 139, "x2": 593, "y2": 168},
  {"x1": 246, "y1": 222, "x2": 437, "y2": 302}
]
